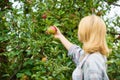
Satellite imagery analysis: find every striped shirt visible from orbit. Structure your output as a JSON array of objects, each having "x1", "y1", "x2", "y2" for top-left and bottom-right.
[{"x1": 68, "y1": 45, "x2": 109, "y2": 80}]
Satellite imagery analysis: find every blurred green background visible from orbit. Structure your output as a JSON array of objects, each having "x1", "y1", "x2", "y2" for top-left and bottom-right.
[{"x1": 0, "y1": 0, "x2": 120, "y2": 80}]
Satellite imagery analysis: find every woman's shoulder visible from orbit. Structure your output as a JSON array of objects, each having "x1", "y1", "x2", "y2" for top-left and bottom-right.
[{"x1": 87, "y1": 52, "x2": 106, "y2": 62}]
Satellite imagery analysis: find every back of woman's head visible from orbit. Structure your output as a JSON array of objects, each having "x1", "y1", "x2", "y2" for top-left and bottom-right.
[{"x1": 78, "y1": 15, "x2": 109, "y2": 55}]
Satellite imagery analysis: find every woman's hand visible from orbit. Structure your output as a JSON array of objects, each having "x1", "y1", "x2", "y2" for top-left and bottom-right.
[{"x1": 53, "y1": 27, "x2": 63, "y2": 39}]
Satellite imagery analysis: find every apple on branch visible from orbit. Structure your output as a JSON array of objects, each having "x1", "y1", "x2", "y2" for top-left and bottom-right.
[
  {"x1": 42, "y1": 57, "x2": 47, "y2": 62},
  {"x1": 42, "y1": 14, "x2": 47, "y2": 19},
  {"x1": 46, "y1": 26, "x2": 57, "y2": 34}
]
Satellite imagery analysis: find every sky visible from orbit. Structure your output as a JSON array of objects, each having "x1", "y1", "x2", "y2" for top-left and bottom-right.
[
  {"x1": 108, "y1": 0, "x2": 120, "y2": 17},
  {"x1": 106, "y1": 0, "x2": 120, "y2": 32}
]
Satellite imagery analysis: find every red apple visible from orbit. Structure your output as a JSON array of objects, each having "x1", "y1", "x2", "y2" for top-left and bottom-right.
[
  {"x1": 47, "y1": 26, "x2": 57, "y2": 34},
  {"x1": 42, "y1": 14, "x2": 47, "y2": 19}
]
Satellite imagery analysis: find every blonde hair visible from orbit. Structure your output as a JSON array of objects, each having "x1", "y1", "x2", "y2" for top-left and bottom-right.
[{"x1": 78, "y1": 15, "x2": 109, "y2": 55}]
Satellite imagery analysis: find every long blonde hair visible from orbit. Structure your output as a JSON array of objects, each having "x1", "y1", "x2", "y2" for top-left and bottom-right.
[{"x1": 78, "y1": 15, "x2": 109, "y2": 55}]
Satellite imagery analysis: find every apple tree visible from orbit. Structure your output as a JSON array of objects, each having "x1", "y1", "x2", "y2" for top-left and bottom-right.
[{"x1": 0, "y1": 0, "x2": 120, "y2": 80}]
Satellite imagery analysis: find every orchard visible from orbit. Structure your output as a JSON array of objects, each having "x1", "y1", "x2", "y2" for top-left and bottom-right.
[{"x1": 0, "y1": 0, "x2": 120, "y2": 80}]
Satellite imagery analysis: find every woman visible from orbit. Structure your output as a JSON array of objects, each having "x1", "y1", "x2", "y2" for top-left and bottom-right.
[{"x1": 53, "y1": 15, "x2": 109, "y2": 80}]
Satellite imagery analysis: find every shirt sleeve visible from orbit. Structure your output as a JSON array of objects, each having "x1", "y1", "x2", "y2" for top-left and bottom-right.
[{"x1": 68, "y1": 44, "x2": 84, "y2": 66}]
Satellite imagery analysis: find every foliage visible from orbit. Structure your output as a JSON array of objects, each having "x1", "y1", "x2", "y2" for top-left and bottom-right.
[{"x1": 0, "y1": 0, "x2": 120, "y2": 80}]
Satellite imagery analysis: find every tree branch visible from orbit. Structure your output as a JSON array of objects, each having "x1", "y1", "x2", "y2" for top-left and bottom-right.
[
  {"x1": 112, "y1": 3, "x2": 120, "y2": 7},
  {"x1": 107, "y1": 31, "x2": 120, "y2": 35},
  {"x1": 9, "y1": 63, "x2": 22, "y2": 80},
  {"x1": 104, "y1": 0, "x2": 120, "y2": 7}
]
